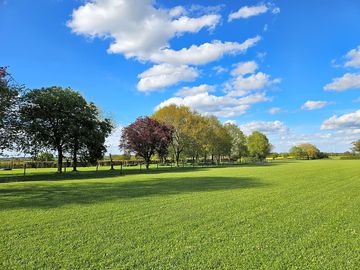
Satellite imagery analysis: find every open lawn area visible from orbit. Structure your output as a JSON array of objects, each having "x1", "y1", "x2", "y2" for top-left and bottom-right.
[{"x1": 1, "y1": 160, "x2": 359, "y2": 269}]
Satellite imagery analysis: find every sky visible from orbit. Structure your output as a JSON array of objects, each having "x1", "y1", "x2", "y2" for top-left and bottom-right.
[{"x1": 1, "y1": 0, "x2": 360, "y2": 154}]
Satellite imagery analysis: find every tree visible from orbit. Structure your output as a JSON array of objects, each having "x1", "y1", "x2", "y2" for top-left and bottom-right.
[
  {"x1": 20, "y1": 87, "x2": 91, "y2": 173},
  {"x1": 289, "y1": 146, "x2": 307, "y2": 159},
  {"x1": 33, "y1": 152, "x2": 55, "y2": 162},
  {"x1": 209, "y1": 118, "x2": 232, "y2": 163},
  {"x1": 120, "y1": 117, "x2": 173, "y2": 169},
  {"x1": 224, "y1": 123, "x2": 248, "y2": 160},
  {"x1": 247, "y1": 131, "x2": 272, "y2": 161},
  {"x1": 153, "y1": 105, "x2": 194, "y2": 166},
  {"x1": 0, "y1": 67, "x2": 23, "y2": 154},
  {"x1": 352, "y1": 140, "x2": 360, "y2": 154},
  {"x1": 298, "y1": 143, "x2": 320, "y2": 160},
  {"x1": 67, "y1": 102, "x2": 113, "y2": 171}
]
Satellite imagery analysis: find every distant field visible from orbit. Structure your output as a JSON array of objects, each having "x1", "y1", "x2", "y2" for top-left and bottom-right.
[{"x1": 1, "y1": 160, "x2": 359, "y2": 269}]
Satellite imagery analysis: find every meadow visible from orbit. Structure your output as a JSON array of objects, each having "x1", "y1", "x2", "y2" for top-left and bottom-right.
[{"x1": 1, "y1": 160, "x2": 359, "y2": 269}]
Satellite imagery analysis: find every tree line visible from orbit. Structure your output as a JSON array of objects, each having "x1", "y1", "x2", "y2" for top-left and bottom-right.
[
  {"x1": 2, "y1": 67, "x2": 359, "y2": 172},
  {"x1": 120, "y1": 105, "x2": 272, "y2": 169},
  {"x1": 0, "y1": 67, "x2": 113, "y2": 173}
]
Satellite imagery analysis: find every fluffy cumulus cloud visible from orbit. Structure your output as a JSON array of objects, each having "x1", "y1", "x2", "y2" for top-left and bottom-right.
[
  {"x1": 226, "y1": 61, "x2": 280, "y2": 96},
  {"x1": 301, "y1": 100, "x2": 331, "y2": 110},
  {"x1": 155, "y1": 92, "x2": 270, "y2": 117},
  {"x1": 324, "y1": 73, "x2": 360, "y2": 91},
  {"x1": 240, "y1": 120, "x2": 289, "y2": 135},
  {"x1": 228, "y1": 3, "x2": 280, "y2": 21},
  {"x1": 68, "y1": 0, "x2": 266, "y2": 92},
  {"x1": 344, "y1": 46, "x2": 360, "y2": 68},
  {"x1": 68, "y1": 0, "x2": 220, "y2": 59},
  {"x1": 176, "y1": 84, "x2": 215, "y2": 97},
  {"x1": 137, "y1": 64, "x2": 198, "y2": 92},
  {"x1": 149, "y1": 36, "x2": 261, "y2": 65},
  {"x1": 321, "y1": 109, "x2": 360, "y2": 133}
]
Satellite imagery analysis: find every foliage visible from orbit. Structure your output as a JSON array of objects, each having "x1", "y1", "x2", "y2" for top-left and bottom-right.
[
  {"x1": 0, "y1": 67, "x2": 23, "y2": 154},
  {"x1": 247, "y1": 131, "x2": 271, "y2": 160},
  {"x1": 352, "y1": 140, "x2": 360, "y2": 154},
  {"x1": 224, "y1": 122, "x2": 247, "y2": 160},
  {"x1": 20, "y1": 87, "x2": 112, "y2": 172},
  {"x1": 33, "y1": 152, "x2": 55, "y2": 162},
  {"x1": 120, "y1": 116, "x2": 173, "y2": 169},
  {"x1": 289, "y1": 146, "x2": 307, "y2": 159},
  {"x1": 153, "y1": 105, "x2": 194, "y2": 166}
]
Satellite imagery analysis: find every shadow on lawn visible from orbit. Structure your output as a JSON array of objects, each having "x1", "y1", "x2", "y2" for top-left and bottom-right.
[
  {"x1": 0, "y1": 161, "x2": 287, "y2": 184},
  {"x1": 0, "y1": 176, "x2": 268, "y2": 209}
]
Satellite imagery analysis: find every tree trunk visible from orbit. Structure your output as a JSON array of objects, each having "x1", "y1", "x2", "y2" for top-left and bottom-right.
[
  {"x1": 57, "y1": 146, "x2": 63, "y2": 173},
  {"x1": 175, "y1": 151, "x2": 181, "y2": 167},
  {"x1": 72, "y1": 141, "x2": 78, "y2": 172}
]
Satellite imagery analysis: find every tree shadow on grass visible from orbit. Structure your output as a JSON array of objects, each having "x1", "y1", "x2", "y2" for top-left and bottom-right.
[
  {"x1": 0, "y1": 161, "x2": 288, "y2": 184},
  {"x1": 0, "y1": 176, "x2": 268, "y2": 210}
]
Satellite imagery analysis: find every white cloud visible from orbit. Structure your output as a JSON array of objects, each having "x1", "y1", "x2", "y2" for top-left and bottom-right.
[
  {"x1": 149, "y1": 36, "x2": 261, "y2": 65},
  {"x1": 213, "y1": 65, "x2": 228, "y2": 74},
  {"x1": 344, "y1": 46, "x2": 360, "y2": 68},
  {"x1": 68, "y1": 0, "x2": 220, "y2": 60},
  {"x1": 231, "y1": 61, "x2": 258, "y2": 76},
  {"x1": 137, "y1": 64, "x2": 199, "y2": 92},
  {"x1": 321, "y1": 109, "x2": 360, "y2": 132},
  {"x1": 176, "y1": 84, "x2": 215, "y2": 97},
  {"x1": 155, "y1": 92, "x2": 270, "y2": 117},
  {"x1": 225, "y1": 61, "x2": 280, "y2": 96},
  {"x1": 324, "y1": 73, "x2": 360, "y2": 91},
  {"x1": 224, "y1": 120, "x2": 237, "y2": 125},
  {"x1": 228, "y1": 3, "x2": 280, "y2": 21},
  {"x1": 228, "y1": 4, "x2": 268, "y2": 21},
  {"x1": 301, "y1": 100, "x2": 331, "y2": 110},
  {"x1": 240, "y1": 121, "x2": 289, "y2": 135},
  {"x1": 268, "y1": 107, "x2": 284, "y2": 114}
]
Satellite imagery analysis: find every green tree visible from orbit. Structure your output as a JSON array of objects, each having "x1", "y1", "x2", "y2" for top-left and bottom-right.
[
  {"x1": 153, "y1": 105, "x2": 194, "y2": 166},
  {"x1": 289, "y1": 146, "x2": 307, "y2": 159},
  {"x1": 33, "y1": 152, "x2": 55, "y2": 162},
  {"x1": 67, "y1": 102, "x2": 113, "y2": 171},
  {"x1": 247, "y1": 131, "x2": 272, "y2": 161},
  {"x1": 0, "y1": 67, "x2": 23, "y2": 154},
  {"x1": 224, "y1": 123, "x2": 248, "y2": 160},
  {"x1": 298, "y1": 143, "x2": 320, "y2": 160},
  {"x1": 205, "y1": 116, "x2": 232, "y2": 163},
  {"x1": 352, "y1": 140, "x2": 360, "y2": 154},
  {"x1": 20, "y1": 87, "x2": 92, "y2": 173}
]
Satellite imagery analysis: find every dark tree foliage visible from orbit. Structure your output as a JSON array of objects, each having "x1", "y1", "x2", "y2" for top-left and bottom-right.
[
  {"x1": 66, "y1": 102, "x2": 113, "y2": 171},
  {"x1": 120, "y1": 117, "x2": 173, "y2": 169},
  {"x1": 0, "y1": 67, "x2": 23, "y2": 154},
  {"x1": 20, "y1": 86, "x2": 112, "y2": 173}
]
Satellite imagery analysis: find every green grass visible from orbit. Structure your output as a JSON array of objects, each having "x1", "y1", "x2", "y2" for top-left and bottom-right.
[{"x1": 1, "y1": 160, "x2": 359, "y2": 269}]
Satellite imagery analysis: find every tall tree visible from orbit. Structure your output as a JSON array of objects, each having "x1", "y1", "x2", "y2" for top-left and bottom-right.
[
  {"x1": 351, "y1": 140, "x2": 360, "y2": 154},
  {"x1": 247, "y1": 131, "x2": 272, "y2": 161},
  {"x1": 20, "y1": 87, "x2": 89, "y2": 173},
  {"x1": 67, "y1": 102, "x2": 113, "y2": 171},
  {"x1": 224, "y1": 123, "x2": 248, "y2": 160},
  {"x1": 120, "y1": 117, "x2": 173, "y2": 169},
  {"x1": 153, "y1": 105, "x2": 194, "y2": 166},
  {"x1": 0, "y1": 67, "x2": 22, "y2": 154}
]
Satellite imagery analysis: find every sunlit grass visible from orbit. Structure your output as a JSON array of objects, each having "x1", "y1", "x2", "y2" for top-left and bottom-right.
[{"x1": 1, "y1": 160, "x2": 359, "y2": 269}]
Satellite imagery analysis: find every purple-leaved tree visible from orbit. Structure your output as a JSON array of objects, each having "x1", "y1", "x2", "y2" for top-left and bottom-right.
[{"x1": 120, "y1": 116, "x2": 173, "y2": 169}]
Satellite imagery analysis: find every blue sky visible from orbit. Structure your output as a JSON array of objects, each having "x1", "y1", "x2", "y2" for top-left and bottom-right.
[{"x1": 1, "y1": 0, "x2": 360, "y2": 153}]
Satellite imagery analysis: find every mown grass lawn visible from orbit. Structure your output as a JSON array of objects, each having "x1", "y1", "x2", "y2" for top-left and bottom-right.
[{"x1": 1, "y1": 160, "x2": 359, "y2": 269}]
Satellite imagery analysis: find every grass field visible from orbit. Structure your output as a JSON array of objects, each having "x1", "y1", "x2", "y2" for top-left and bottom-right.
[{"x1": 1, "y1": 160, "x2": 359, "y2": 269}]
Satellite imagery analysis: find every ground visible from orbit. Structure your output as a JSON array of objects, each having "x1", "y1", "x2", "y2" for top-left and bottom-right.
[{"x1": 1, "y1": 160, "x2": 359, "y2": 269}]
